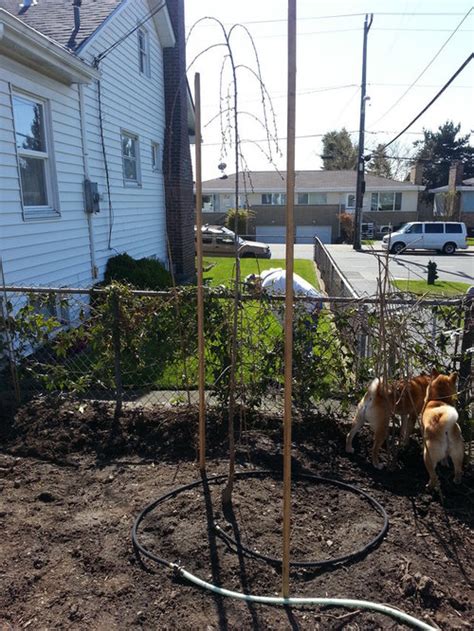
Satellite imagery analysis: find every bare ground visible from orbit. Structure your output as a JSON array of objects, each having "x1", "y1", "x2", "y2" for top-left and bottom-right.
[{"x1": 0, "y1": 399, "x2": 472, "y2": 630}]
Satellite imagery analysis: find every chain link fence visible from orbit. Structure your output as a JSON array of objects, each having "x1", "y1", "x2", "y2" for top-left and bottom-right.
[{"x1": 1, "y1": 284, "x2": 472, "y2": 435}]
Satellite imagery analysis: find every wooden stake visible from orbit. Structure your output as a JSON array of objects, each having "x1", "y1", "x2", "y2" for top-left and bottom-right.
[
  {"x1": 194, "y1": 73, "x2": 206, "y2": 473},
  {"x1": 282, "y1": 0, "x2": 296, "y2": 599}
]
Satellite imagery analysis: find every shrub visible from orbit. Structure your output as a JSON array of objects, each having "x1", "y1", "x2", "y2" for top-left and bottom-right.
[
  {"x1": 104, "y1": 253, "x2": 172, "y2": 290},
  {"x1": 224, "y1": 208, "x2": 255, "y2": 236},
  {"x1": 340, "y1": 212, "x2": 354, "y2": 243}
]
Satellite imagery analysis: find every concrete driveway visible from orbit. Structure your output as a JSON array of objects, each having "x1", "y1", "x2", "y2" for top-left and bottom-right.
[{"x1": 269, "y1": 242, "x2": 474, "y2": 296}]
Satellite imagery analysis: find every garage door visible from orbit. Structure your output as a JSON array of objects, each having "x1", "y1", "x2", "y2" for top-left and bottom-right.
[
  {"x1": 296, "y1": 226, "x2": 332, "y2": 244},
  {"x1": 255, "y1": 226, "x2": 286, "y2": 243}
]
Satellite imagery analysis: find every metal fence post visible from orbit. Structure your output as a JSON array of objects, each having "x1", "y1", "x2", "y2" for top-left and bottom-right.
[
  {"x1": 111, "y1": 291, "x2": 123, "y2": 421},
  {"x1": 458, "y1": 287, "x2": 473, "y2": 438},
  {"x1": 0, "y1": 293, "x2": 21, "y2": 407}
]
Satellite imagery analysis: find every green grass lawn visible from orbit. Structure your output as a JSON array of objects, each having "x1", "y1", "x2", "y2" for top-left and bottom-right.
[
  {"x1": 392, "y1": 279, "x2": 471, "y2": 296},
  {"x1": 201, "y1": 257, "x2": 320, "y2": 289},
  {"x1": 467, "y1": 237, "x2": 474, "y2": 247}
]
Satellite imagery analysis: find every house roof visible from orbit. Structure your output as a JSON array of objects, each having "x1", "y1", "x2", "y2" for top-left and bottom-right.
[
  {"x1": 0, "y1": 0, "x2": 122, "y2": 51},
  {"x1": 0, "y1": 7, "x2": 99, "y2": 83},
  {"x1": 201, "y1": 170, "x2": 423, "y2": 193},
  {"x1": 429, "y1": 177, "x2": 474, "y2": 193}
]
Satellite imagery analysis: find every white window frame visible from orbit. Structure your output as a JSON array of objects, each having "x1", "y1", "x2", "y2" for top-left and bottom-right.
[
  {"x1": 371, "y1": 191, "x2": 402, "y2": 211},
  {"x1": 138, "y1": 27, "x2": 150, "y2": 77},
  {"x1": 151, "y1": 141, "x2": 161, "y2": 172},
  {"x1": 346, "y1": 193, "x2": 356, "y2": 209},
  {"x1": 261, "y1": 193, "x2": 286, "y2": 205},
  {"x1": 121, "y1": 131, "x2": 141, "y2": 185},
  {"x1": 12, "y1": 90, "x2": 59, "y2": 221},
  {"x1": 297, "y1": 192, "x2": 328, "y2": 205}
]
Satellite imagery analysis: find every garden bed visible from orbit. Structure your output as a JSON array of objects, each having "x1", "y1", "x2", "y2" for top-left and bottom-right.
[{"x1": 1, "y1": 400, "x2": 473, "y2": 629}]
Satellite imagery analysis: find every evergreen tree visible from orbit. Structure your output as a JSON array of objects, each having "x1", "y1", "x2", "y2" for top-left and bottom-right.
[
  {"x1": 412, "y1": 121, "x2": 474, "y2": 190},
  {"x1": 321, "y1": 128, "x2": 358, "y2": 170},
  {"x1": 367, "y1": 144, "x2": 392, "y2": 179}
]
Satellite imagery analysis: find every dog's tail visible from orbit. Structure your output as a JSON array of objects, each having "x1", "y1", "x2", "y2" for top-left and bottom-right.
[
  {"x1": 367, "y1": 377, "x2": 381, "y2": 400},
  {"x1": 424, "y1": 404, "x2": 459, "y2": 435}
]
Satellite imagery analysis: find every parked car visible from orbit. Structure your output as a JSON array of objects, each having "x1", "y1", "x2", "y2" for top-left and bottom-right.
[
  {"x1": 195, "y1": 225, "x2": 271, "y2": 258},
  {"x1": 381, "y1": 222, "x2": 468, "y2": 255}
]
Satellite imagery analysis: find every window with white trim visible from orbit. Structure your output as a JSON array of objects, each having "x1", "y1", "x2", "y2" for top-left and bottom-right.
[
  {"x1": 121, "y1": 132, "x2": 140, "y2": 184},
  {"x1": 261, "y1": 193, "x2": 286, "y2": 205},
  {"x1": 297, "y1": 192, "x2": 328, "y2": 205},
  {"x1": 138, "y1": 28, "x2": 150, "y2": 76},
  {"x1": 346, "y1": 193, "x2": 356, "y2": 209},
  {"x1": 12, "y1": 92, "x2": 58, "y2": 219},
  {"x1": 151, "y1": 142, "x2": 161, "y2": 172},
  {"x1": 371, "y1": 192, "x2": 402, "y2": 211}
]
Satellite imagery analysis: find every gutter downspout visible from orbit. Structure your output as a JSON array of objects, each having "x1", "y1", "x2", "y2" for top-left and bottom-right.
[{"x1": 78, "y1": 83, "x2": 98, "y2": 280}]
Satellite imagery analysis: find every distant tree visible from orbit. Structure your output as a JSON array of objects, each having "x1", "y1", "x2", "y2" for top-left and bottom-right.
[
  {"x1": 387, "y1": 141, "x2": 413, "y2": 182},
  {"x1": 412, "y1": 121, "x2": 474, "y2": 190},
  {"x1": 322, "y1": 128, "x2": 358, "y2": 170},
  {"x1": 367, "y1": 144, "x2": 392, "y2": 179}
]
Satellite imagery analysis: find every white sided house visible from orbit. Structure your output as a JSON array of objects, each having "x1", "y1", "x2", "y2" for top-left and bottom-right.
[
  {"x1": 201, "y1": 169, "x2": 425, "y2": 243},
  {"x1": 0, "y1": 0, "x2": 195, "y2": 290}
]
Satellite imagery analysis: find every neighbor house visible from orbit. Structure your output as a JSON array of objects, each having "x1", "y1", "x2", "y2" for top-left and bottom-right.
[
  {"x1": 200, "y1": 168, "x2": 424, "y2": 243},
  {"x1": 0, "y1": 0, "x2": 195, "y2": 294},
  {"x1": 429, "y1": 162, "x2": 474, "y2": 234}
]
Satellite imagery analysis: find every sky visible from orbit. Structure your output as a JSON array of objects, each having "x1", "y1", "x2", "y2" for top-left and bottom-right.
[{"x1": 183, "y1": 0, "x2": 474, "y2": 181}]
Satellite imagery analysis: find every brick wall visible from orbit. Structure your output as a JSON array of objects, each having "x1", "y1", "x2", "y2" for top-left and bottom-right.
[{"x1": 163, "y1": 0, "x2": 195, "y2": 282}]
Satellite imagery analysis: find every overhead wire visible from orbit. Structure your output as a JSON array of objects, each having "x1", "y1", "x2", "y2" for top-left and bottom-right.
[
  {"x1": 233, "y1": 11, "x2": 474, "y2": 26},
  {"x1": 380, "y1": 53, "x2": 474, "y2": 151},
  {"x1": 255, "y1": 27, "x2": 473, "y2": 40},
  {"x1": 93, "y1": 1, "x2": 167, "y2": 64},
  {"x1": 370, "y1": 6, "x2": 473, "y2": 127}
]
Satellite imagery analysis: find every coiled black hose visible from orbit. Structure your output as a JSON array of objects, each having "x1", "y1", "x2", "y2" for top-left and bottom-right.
[{"x1": 132, "y1": 470, "x2": 388, "y2": 569}]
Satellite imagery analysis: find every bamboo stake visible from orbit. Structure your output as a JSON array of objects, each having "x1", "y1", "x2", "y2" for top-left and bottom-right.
[
  {"x1": 194, "y1": 73, "x2": 206, "y2": 473},
  {"x1": 282, "y1": 0, "x2": 296, "y2": 599}
]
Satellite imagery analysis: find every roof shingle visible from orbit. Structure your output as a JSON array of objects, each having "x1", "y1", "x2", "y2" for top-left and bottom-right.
[
  {"x1": 0, "y1": 0, "x2": 122, "y2": 51},
  {"x1": 202, "y1": 170, "x2": 420, "y2": 191}
]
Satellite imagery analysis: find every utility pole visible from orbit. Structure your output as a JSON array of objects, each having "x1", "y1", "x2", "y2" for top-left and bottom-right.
[{"x1": 353, "y1": 13, "x2": 373, "y2": 251}]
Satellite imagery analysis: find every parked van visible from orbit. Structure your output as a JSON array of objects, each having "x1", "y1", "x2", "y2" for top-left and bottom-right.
[
  {"x1": 381, "y1": 222, "x2": 468, "y2": 254},
  {"x1": 195, "y1": 225, "x2": 271, "y2": 259}
]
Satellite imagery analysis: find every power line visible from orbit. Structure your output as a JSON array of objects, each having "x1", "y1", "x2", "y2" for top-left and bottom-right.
[
  {"x1": 381, "y1": 53, "x2": 474, "y2": 151},
  {"x1": 256, "y1": 27, "x2": 474, "y2": 39},
  {"x1": 233, "y1": 12, "x2": 474, "y2": 26},
  {"x1": 203, "y1": 129, "x2": 425, "y2": 147},
  {"x1": 94, "y1": 1, "x2": 167, "y2": 64},
  {"x1": 370, "y1": 6, "x2": 473, "y2": 127}
]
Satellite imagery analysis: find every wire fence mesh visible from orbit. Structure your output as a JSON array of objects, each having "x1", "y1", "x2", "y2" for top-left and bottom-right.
[{"x1": 1, "y1": 284, "x2": 472, "y2": 438}]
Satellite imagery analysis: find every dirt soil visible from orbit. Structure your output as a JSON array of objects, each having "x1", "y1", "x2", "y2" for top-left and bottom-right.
[{"x1": 0, "y1": 398, "x2": 473, "y2": 630}]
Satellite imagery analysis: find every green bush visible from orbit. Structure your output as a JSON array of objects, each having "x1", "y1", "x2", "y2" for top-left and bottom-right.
[
  {"x1": 224, "y1": 207, "x2": 255, "y2": 236},
  {"x1": 104, "y1": 253, "x2": 172, "y2": 290}
]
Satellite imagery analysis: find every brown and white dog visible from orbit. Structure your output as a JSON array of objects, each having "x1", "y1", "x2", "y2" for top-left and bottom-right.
[
  {"x1": 421, "y1": 371, "x2": 464, "y2": 490},
  {"x1": 345, "y1": 373, "x2": 432, "y2": 469}
]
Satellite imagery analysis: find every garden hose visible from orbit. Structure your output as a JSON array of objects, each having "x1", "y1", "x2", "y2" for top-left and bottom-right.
[{"x1": 132, "y1": 470, "x2": 434, "y2": 631}]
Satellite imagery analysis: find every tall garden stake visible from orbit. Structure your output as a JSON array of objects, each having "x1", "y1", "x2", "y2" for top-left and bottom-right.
[
  {"x1": 282, "y1": 0, "x2": 296, "y2": 599},
  {"x1": 194, "y1": 72, "x2": 207, "y2": 472}
]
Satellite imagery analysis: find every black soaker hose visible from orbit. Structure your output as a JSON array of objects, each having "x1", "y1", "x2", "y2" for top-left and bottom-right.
[{"x1": 132, "y1": 470, "x2": 388, "y2": 570}]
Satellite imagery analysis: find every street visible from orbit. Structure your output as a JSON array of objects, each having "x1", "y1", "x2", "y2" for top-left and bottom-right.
[{"x1": 269, "y1": 243, "x2": 474, "y2": 296}]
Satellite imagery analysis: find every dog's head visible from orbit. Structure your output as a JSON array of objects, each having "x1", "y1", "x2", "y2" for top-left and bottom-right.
[{"x1": 426, "y1": 371, "x2": 458, "y2": 404}]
